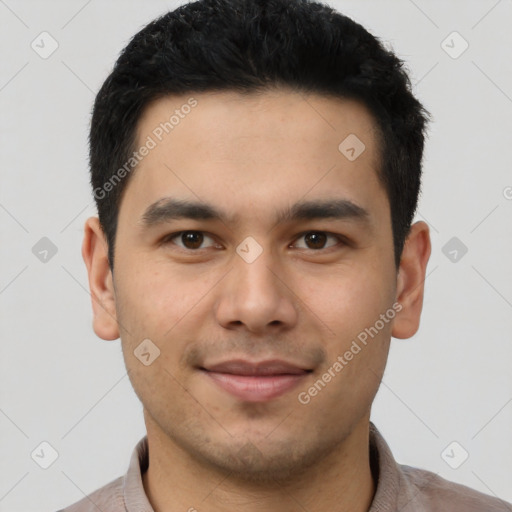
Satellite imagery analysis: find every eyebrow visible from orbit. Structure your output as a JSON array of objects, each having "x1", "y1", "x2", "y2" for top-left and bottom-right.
[{"x1": 139, "y1": 197, "x2": 371, "y2": 230}]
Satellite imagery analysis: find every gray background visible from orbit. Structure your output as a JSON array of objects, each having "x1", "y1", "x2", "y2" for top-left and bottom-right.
[{"x1": 1, "y1": 0, "x2": 511, "y2": 510}]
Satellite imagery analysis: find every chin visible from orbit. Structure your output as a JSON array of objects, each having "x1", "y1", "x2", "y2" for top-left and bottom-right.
[{"x1": 185, "y1": 431, "x2": 333, "y2": 486}]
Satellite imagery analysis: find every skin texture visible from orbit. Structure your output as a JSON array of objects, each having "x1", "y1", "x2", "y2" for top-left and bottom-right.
[{"x1": 82, "y1": 89, "x2": 431, "y2": 512}]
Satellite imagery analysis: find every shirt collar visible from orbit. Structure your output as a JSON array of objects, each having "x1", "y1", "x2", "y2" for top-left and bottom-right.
[{"x1": 123, "y1": 432, "x2": 153, "y2": 512}]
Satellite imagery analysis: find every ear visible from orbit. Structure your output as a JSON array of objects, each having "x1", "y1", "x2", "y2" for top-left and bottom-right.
[
  {"x1": 81, "y1": 217, "x2": 120, "y2": 341},
  {"x1": 391, "y1": 220, "x2": 431, "y2": 339}
]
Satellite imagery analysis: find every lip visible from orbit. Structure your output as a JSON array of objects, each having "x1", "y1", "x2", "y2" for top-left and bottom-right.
[{"x1": 200, "y1": 359, "x2": 312, "y2": 402}]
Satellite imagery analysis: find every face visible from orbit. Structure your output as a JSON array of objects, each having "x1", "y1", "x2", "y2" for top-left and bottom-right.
[{"x1": 83, "y1": 88, "x2": 430, "y2": 484}]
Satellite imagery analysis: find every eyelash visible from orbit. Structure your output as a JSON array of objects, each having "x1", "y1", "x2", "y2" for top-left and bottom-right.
[{"x1": 160, "y1": 230, "x2": 348, "y2": 253}]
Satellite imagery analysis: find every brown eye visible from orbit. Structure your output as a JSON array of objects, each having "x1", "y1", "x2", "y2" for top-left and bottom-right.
[
  {"x1": 294, "y1": 231, "x2": 341, "y2": 250},
  {"x1": 181, "y1": 231, "x2": 203, "y2": 249},
  {"x1": 304, "y1": 232, "x2": 327, "y2": 249},
  {"x1": 164, "y1": 231, "x2": 217, "y2": 250}
]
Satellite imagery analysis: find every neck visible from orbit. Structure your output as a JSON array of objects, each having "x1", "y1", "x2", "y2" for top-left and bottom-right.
[{"x1": 142, "y1": 414, "x2": 376, "y2": 512}]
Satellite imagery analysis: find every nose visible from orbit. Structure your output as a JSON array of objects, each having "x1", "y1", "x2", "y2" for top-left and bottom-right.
[{"x1": 214, "y1": 247, "x2": 299, "y2": 335}]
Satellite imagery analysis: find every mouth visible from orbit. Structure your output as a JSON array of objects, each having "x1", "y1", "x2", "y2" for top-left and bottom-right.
[{"x1": 199, "y1": 359, "x2": 313, "y2": 402}]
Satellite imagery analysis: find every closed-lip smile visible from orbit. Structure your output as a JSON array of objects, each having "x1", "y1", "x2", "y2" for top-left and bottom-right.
[{"x1": 200, "y1": 359, "x2": 313, "y2": 402}]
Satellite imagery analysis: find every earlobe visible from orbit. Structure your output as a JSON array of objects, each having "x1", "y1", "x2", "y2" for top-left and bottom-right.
[
  {"x1": 391, "y1": 221, "x2": 431, "y2": 340},
  {"x1": 81, "y1": 217, "x2": 120, "y2": 341}
]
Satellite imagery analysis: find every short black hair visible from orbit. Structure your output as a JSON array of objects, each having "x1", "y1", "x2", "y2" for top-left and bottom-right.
[{"x1": 89, "y1": 0, "x2": 429, "y2": 271}]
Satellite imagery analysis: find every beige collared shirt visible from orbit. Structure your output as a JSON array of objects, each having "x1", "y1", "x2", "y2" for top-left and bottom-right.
[{"x1": 58, "y1": 422, "x2": 512, "y2": 511}]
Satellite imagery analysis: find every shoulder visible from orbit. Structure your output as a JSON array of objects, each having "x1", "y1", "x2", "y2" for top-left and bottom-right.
[
  {"x1": 56, "y1": 476, "x2": 125, "y2": 512},
  {"x1": 399, "y1": 464, "x2": 512, "y2": 512}
]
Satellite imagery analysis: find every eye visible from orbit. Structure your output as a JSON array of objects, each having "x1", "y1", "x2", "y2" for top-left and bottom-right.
[
  {"x1": 161, "y1": 230, "x2": 346, "y2": 253},
  {"x1": 292, "y1": 231, "x2": 344, "y2": 250},
  {"x1": 162, "y1": 231, "x2": 219, "y2": 250}
]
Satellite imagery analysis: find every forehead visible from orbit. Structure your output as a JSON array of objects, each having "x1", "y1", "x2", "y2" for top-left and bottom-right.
[{"x1": 119, "y1": 89, "x2": 388, "y2": 230}]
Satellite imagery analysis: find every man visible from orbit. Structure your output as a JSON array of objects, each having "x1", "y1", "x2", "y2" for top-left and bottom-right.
[{"x1": 59, "y1": 0, "x2": 512, "y2": 510}]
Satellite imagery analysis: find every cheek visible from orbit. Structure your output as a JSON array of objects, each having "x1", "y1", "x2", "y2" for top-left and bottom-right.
[
  {"x1": 115, "y1": 268, "x2": 197, "y2": 415},
  {"x1": 118, "y1": 265, "x2": 182, "y2": 324},
  {"x1": 115, "y1": 264, "x2": 221, "y2": 358},
  {"x1": 300, "y1": 287, "x2": 393, "y2": 425},
  {"x1": 298, "y1": 263, "x2": 393, "y2": 339}
]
